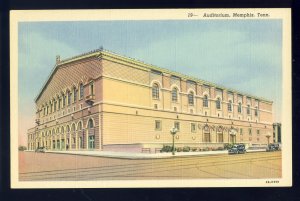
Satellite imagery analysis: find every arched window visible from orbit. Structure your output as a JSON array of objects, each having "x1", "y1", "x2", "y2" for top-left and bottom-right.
[
  {"x1": 73, "y1": 87, "x2": 77, "y2": 103},
  {"x1": 56, "y1": 128, "x2": 59, "y2": 134},
  {"x1": 238, "y1": 102, "x2": 242, "y2": 113},
  {"x1": 54, "y1": 100, "x2": 57, "y2": 112},
  {"x1": 58, "y1": 97, "x2": 61, "y2": 109},
  {"x1": 90, "y1": 81, "x2": 94, "y2": 95},
  {"x1": 216, "y1": 98, "x2": 221, "y2": 109},
  {"x1": 172, "y1": 87, "x2": 178, "y2": 102},
  {"x1": 203, "y1": 95, "x2": 208, "y2": 107},
  {"x1": 78, "y1": 121, "x2": 82, "y2": 131},
  {"x1": 247, "y1": 104, "x2": 250, "y2": 115},
  {"x1": 50, "y1": 102, "x2": 53, "y2": 113},
  {"x1": 188, "y1": 91, "x2": 194, "y2": 105},
  {"x1": 71, "y1": 124, "x2": 76, "y2": 131},
  {"x1": 79, "y1": 83, "x2": 84, "y2": 99},
  {"x1": 88, "y1": 119, "x2": 94, "y2": 129},
  {"x1": 61, "y1": 126, "x2": 64, "y2": 133},
  {"x1": 66, "y1": 125, "x2": 70, "y2": 133},
  {"x1": 67, "y1": 91, "x2": 71, "y2": 105},
  {"x1": 152, "y1": 83, "x2": 159, "y2": 99},
  {"x1": 228, "y1": 100, "x2": 232, "y2": 112},
  {"x1": 63, "y1": 94, "x2": 66, "y2": 107}
]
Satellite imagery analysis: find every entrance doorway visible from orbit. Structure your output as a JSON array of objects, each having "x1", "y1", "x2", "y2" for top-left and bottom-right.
[{"x1": 230, "y1": 135, "x2": 236, "y2": 143}]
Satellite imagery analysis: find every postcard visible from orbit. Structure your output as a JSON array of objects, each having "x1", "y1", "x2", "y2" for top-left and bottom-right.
[{"x1": 10, "y1": 8, "x2": 292, "y2": 188}]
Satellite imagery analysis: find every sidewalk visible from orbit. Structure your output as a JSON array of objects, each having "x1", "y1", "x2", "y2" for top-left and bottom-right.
[{"x1": 43, "y1": 149, "x2": 267, "y2": 159}]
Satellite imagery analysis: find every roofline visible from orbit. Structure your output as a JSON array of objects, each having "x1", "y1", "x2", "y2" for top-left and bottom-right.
[
  {"x1": 34, "y1": 48, "x2": 273, "y2": 104},
  {"x1": 34, "y1": 49, "x2": 101, "y2": 102}
]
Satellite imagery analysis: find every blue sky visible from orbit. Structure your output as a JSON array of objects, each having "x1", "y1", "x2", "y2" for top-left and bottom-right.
[{"x1": 18, "y1": 20, "x2": 282, "y2": 144}]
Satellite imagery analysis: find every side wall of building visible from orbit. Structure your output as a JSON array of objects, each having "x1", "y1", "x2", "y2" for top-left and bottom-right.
[{"x1": 100, "y1": 59, "x2": 273, "y2": 152}]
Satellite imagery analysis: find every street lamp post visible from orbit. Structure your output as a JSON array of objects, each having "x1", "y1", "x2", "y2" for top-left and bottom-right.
[{"x1": 170, "y1": 127, "x2": 178, "y2": 155}]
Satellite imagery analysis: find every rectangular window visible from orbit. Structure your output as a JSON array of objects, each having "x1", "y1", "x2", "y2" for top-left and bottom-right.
[
  {"x1": 74, "y1": 89, "x2": 77, "y2": 102},
  {"x1": 247, "y1": 105, "x2": 250, "y2": 115},
  {"x1": 54, "y1": 101, "x2": 57, "y2": 112},
  {"x1": 174, "y1": 122, "x2": 180, "y2": 131},
  {"x1": 240, "y1": 128, "x2": 243, "y2": 135},
  {"x1": 89, "y1": 135, "x2": 95, "y2": 149},
  {"x1": 249, "y1": 128, "x2": 252, "y2": 135},
  {"x1": 191, "y1": 123, "x2": 196, "y2": 133},
  {"x1": 80, "y1": 84, "x2": 84, "y2": 99},
  {"x1": 68, "y1": 92, "x2": 71, "y2": 105},
  {"x1": 155, "y1": 120, "x2": 161, "y2": 131},
  {"x1": 228, "y1": 102, "x2": 232, "y2": 112},
  {"x1": 90, "y1": 82, "x2": 94, "y2": 95},
  {"x1": 58, "y1": 98, "x2": 61, "y2": 110},
  {"x1": 238, "y1": 103, "x2": 242, "y2": 113},
  {"x1": 63, "y1": 96, "x2": 66, "y2": 107},
  {"x1": 257, "y1": 129, "x2": 260, "y2": 135}
]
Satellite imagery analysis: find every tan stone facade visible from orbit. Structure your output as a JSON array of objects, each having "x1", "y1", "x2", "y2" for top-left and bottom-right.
[{"x1": 27, "y1": 49, "x2": 274, "y2": 153}]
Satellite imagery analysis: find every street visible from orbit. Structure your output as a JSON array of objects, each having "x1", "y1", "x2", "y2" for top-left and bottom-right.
[{"x1": 19, "y1": 151, "x2": 281, "y2": 181}]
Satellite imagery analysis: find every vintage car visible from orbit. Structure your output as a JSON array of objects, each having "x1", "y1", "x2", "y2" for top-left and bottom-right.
[
  {"x1": 228, "y1": 144, "x2": 246, "y2": 154},
  {"x1": 266, "y1": 143, "x2": 281, "y2": 152},
  {"x1": 35, "y1": 147, "x2": 46, "y2": 153}
]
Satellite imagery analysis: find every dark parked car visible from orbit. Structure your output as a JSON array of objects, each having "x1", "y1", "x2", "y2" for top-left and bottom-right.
[
  {"x1": 273, "y1": 143, "x2": 281, "y2": 151},
  {"x1": 35, "y1": 147, "x2": 46, "y2": 153},
  {"x1": 266, "y1": 144, "x2": 280, "y2": 152},
  {"x1": 228, "y1": 144, "x2": 246, "y2": 154}
]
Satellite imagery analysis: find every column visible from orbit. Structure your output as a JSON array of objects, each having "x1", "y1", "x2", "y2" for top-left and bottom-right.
[
  {"x1": 75, "y1": 132, "x2": 78, "y2": 150},
  {"x1": 59, "y1": 134, "x2": 62, "y2": 150},
  {"x1": 64, "y1": 134, "x2": 67, "y2": 150},
  {"x1": 86, "y1": 129, "x2": 89, "y2": 150}
]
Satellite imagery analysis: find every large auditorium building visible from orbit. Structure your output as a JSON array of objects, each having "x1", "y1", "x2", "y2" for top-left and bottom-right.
[{"x1": 27, "y1": 48, "x2": 274, "y2": 153}]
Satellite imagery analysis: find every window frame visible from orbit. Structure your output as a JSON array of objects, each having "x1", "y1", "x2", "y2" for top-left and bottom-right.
[
  {"x1": 79, "y1": 83, "x2": 84, "y2": 100},
  {"x1": 191, "y1": 123, "x2": 196, "y2": 133},
  {"x1": 238, "y1": 102, "x2": 242, "y2": 113},
  {"x1": 152, "y1": 83, "x2": 160, "y2": 99},
  {"x1": 155, "y1": 120, "x2": 162, "y2": 131},
  {"x1": 203, "y1": 95, "x2": 208, "y2": 107},
  {"x1": 216, "y1": 97, "x2": 221, "y2": 110},
  {"x1": 247, "y1": 104, "x2": 250, "y2": 115},
  {"x1": 174, "y1": 121, "x2": 180, "y2": 131},
  {"x1": 172, "y1": 87, "x2": 178, "y2": 102},
  {"x1": 228, "y1": 100, "x2": 232, "y2": 112},
  {"x1": 188, "y1": 91, "x2": 194, "y2": 105}
]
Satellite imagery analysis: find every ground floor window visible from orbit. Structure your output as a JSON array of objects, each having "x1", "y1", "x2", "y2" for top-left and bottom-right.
[
  {"x1": 79, "y1": 137, "x2": 83, "y2": 149},
  {"x1": 218, "y1": 133, "x2": 223, "y2": 142},
  {"x1": 204, "y1": 133, "x2": 210, "y2": 142},
  {"x1": 52, "y1": 140, "x2": 55, "y2": 149},
  {"x1": 174, "y1": 122, "x2": 180, "y2": 131},
  {"x1": 61, "y1": 139, "x2": 65, "y2": 149},
  {"x1": 57, "y1": 140, "x2": 60, "y2": 150},
  {"x1": 155, "y1": 120, "x2": 161, "y2": 131},
  {"x1": 89, "y1": 135, "x2": 95, "y2": 149},
  {"x1": 191, "y1": 123, "x2": 196, "y2": 133}
]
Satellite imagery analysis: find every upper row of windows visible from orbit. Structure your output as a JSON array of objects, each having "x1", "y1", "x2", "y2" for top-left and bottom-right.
[
  {"x1": 152, "y1": 84, "x2": 258, "y2": 116},
  {"x1": 41, "y1": 82, "x2": 94, "y2": 116}
]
